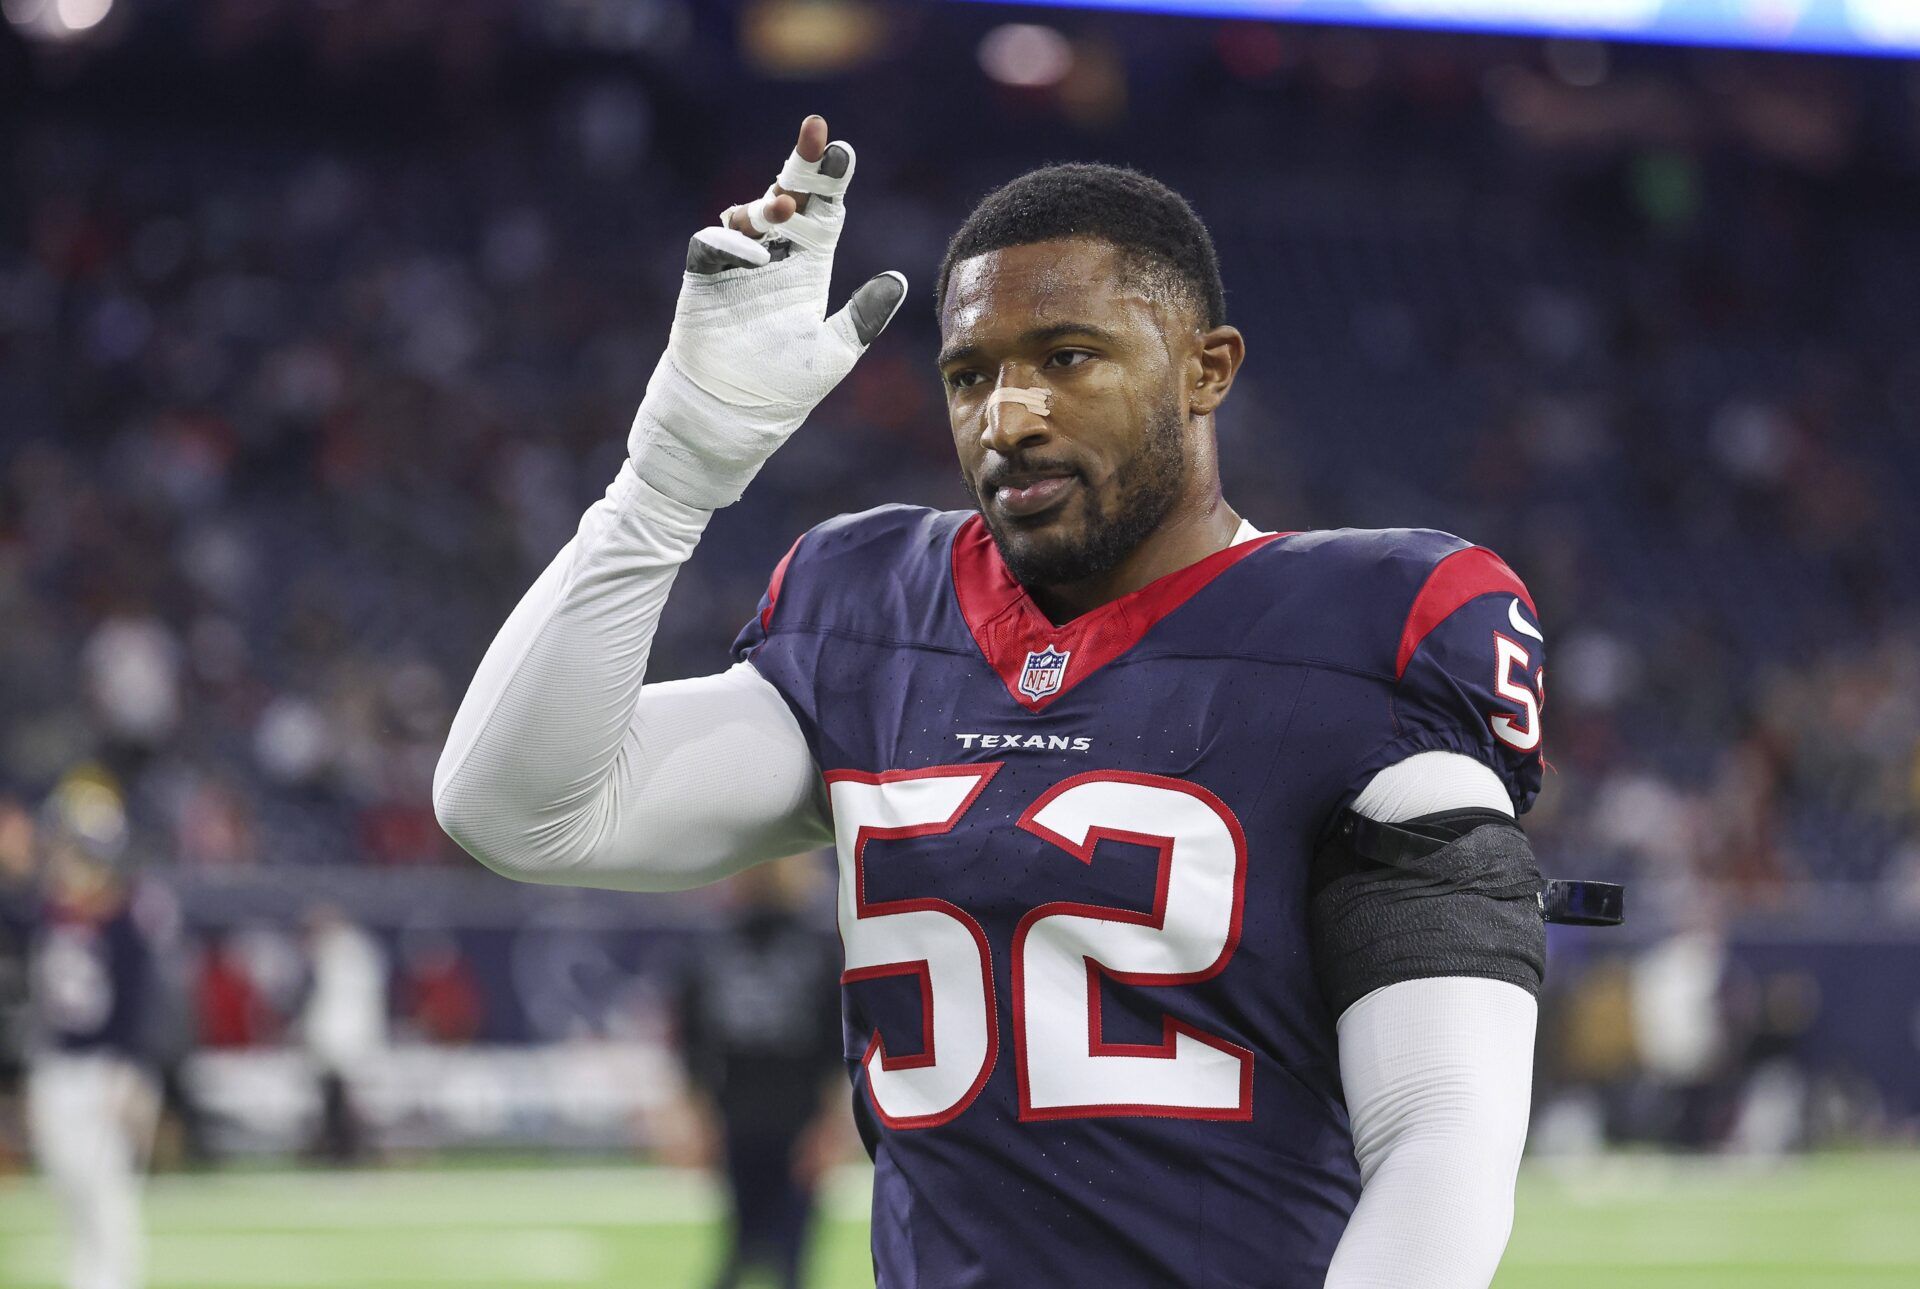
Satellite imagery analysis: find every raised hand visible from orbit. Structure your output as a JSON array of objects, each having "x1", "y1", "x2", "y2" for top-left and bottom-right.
[{"x1": 629, "y1": 115, "x2": 908, "y2": 510}]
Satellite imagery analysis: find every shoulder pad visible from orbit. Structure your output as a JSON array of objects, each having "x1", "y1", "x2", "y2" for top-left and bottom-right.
[
  {"x1": 789, "y1": 504, "x2": 961, "y2": 565},
  {"x1": 1270, "y1": 527, "x2": 1480, "y2": 676},
  {"x1": 732, "y1": 506, "x2": 969, "y2": 659}
]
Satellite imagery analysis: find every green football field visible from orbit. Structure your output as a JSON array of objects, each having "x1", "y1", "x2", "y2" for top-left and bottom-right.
[{"x1": 4, "y1": 1153, "x2": 1919, "y2": 1287}]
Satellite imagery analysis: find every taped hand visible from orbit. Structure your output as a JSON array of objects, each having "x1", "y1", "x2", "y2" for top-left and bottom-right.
[{"x1": 629, "y1": 115, "x2": 909, "y2": 509}]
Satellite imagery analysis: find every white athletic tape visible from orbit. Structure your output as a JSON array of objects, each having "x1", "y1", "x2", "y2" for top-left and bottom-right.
[
  {"x1": 710, "y1": 143, "x2": 857, "y2": 260},
  {"x1": 987, "y1": 386, "x2": 1051, "y2": 416},
  {"x1": 719, "y1": 184, "x2": 786, "y2": 238},
  {"x1": 777, "y1": 141, "x2": 856, "y2": 198},
  {"x1": 690, "y1": 225, "x2": 772, "y2": 269}
]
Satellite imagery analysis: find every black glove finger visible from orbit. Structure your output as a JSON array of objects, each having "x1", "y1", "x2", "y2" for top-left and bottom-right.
[{"x1": 844, "y1": 271, "x2": 908, "y2": 346}]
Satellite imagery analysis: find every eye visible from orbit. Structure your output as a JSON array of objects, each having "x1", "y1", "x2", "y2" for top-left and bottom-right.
[
  {"x1": 1045, "y1": 349, "x2": 1094, "y2": 370},
  {"x1": 946, "y1": 369, "x2": 986, "y2": 390}
]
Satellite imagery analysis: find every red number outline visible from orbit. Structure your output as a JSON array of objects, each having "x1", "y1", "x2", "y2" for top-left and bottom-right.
[
  {"x1": 826, "y1": 763, "x2": 1003, "y2": 1131},
  {"x1": 1010, "y1": 770, "x2": 1255, "y2": 1123}
]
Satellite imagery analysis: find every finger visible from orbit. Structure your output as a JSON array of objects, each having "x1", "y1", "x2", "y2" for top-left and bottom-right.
[
  {"x1": 778, "y1": 140, "x2": 854, "y2": 209},
  {"x1": 724, "y1": 191, "x2": 796, "y2": 237},
  {"x1": 819, "y1": 141, "x2": 851, "y2": 187},
  {"x1": 795, "y1": 114, "x2": 827, "y2": 165},
  {"x1": 773, "y1": 118, "x2": 831, "y2": 216},
  {"x1": 828, "y1": 271, "x2": 909, "y2": 349},
  {"x1": 716, "y1": 121, "x2": 854, "y2": 252}
]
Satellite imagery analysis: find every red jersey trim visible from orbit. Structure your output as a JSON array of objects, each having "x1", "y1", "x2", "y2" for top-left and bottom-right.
[
  {"x1": 949, "y1": 515, "x2": 1283, "y2": 711},
  {"x1": 1395, "y1": 546, "x2": 1535, "y2": 680},
  {"x1": 759, "y1": 534, "x2": 804, "y2": 632}
]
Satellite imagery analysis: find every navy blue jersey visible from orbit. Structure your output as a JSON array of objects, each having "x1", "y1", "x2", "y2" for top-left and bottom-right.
[
  {"x1": 733, "y1": 507, "x2": 1545, "y2": 1288},
  {"x1": 30, "y1": 897, "x2": 155, "y2": 1061}
]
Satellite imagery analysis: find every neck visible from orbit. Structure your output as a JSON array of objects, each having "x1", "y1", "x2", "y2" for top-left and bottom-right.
[{"x1": 1029, "y1": 489, "x2": 1241, "y2": 624}]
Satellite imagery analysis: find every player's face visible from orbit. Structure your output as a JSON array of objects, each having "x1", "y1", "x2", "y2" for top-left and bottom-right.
[{"x1": 939, "y1": 238, "x2": 1205, "y2": 592}]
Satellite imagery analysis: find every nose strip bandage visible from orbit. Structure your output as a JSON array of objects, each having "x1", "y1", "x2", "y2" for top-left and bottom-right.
[{"x1": 986, "y1": 387, "x2": 1051, "y2": 433}]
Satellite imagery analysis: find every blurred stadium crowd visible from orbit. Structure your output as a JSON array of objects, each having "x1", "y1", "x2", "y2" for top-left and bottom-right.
[{"x1": 4, "y1": 0, "x2": 1920, "y2": 1162}]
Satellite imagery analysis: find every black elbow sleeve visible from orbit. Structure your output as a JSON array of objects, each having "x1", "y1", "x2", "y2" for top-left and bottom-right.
[{"x1": 1309, "y1": 808, "x2": 1548, "y2": 1019}]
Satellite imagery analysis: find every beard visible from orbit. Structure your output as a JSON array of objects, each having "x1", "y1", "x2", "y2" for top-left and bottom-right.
[{"x1": 974, "y1": 392, "x2": 1188, "y2": 591}]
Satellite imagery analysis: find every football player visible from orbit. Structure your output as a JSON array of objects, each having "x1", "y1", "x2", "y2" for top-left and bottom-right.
[
  {"x1": 26, "y1": 774, "x2": 161, "y2": 1289},
  {"x1": 438, "y1": 115, "x2": 1555, "y2": 1286},
  {"x1": 674, "y1": 855, "x2": 846, "y2": 1289}
]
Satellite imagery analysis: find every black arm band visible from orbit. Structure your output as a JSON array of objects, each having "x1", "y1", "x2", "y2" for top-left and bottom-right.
[{"x1": 1309, "y1": 808, "x2": 1547, "y2": 1019}]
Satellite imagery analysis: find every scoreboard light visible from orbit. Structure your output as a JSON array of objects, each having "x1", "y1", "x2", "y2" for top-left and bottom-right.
[{"x1": 956, "y1": 1, "x2": 1920, "y2": 59}]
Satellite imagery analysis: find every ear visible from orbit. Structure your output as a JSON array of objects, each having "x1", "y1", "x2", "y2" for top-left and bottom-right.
[{"x1": 1189, "y1": 325, "x2": 1244, "y2": 418}]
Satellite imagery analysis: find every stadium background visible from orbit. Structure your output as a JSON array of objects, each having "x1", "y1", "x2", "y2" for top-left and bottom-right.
[{"x1": 4, "y1": 0, "x2": 1920, "y2": 1284}]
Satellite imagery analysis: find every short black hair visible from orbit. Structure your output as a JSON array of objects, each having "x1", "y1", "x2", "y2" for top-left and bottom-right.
[{"x1": 936, "y1": 163, "x2": 1226, "y2": 329}]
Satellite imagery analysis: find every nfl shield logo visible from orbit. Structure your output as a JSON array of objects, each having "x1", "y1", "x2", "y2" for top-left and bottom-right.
[{"x1": 1018, "y1": 646, "x2": 1071, "y2": 701}]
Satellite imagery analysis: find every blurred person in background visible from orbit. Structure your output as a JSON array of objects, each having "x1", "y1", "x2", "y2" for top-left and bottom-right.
[
  {"x1": 397, "y1": 928, "x2": 485, "y2": 1046},
  {"x1": 1630, "y1": 912, "x2": 1731, "y2": 1148},
  {"x1": 0, "y1": 794, "x2": 37, "y2": 1169},
  {"x1": 1725, "y1": 970, "x2": 1822, "y2": 1157},
  {"x1": 194, "y1": 929, "x2": 271, "y2": 1050},
  {"x1": 673, "y1": 854, "x2": 845, "y2": 1289},
  {"x1": 136, "y1": 882, "x2": 205, "y2": 1170},
  {"x1": 25, "y1": 770, "x2": 163, "y2": 1289},
  {"x1": 298, "y1": 903, "x2": 387, "y2": 1164}
]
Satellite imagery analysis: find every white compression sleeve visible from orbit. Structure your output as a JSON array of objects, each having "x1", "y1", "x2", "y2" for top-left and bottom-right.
[
  {"x1": 433, "y1": 461, "x2": 830, "y2": 891},
  {"x1": 1350, "y1": 749, "x2": 1514, "y2": 821},
  {"x1": 1323, "y1": 751, "x2": 1538, "y2": 1289}
]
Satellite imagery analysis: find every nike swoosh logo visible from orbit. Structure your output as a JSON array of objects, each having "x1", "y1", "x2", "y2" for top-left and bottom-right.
[{"x1": 1509, "y1": 598, "x2": 1544, "y2": 642}]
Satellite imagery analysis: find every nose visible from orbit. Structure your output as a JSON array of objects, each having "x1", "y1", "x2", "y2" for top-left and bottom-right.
[{"x1": 979, "y1": 375, "x2": 1054, "y2": 456}]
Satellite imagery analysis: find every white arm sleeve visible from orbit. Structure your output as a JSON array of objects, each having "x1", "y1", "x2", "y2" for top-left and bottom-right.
[
  {"x1": 1324, "y1": 751, "x2": 1538, "y2": 1289},
  {"x1": 432, "y1": 461, "x2": 831, "y2": 891}
]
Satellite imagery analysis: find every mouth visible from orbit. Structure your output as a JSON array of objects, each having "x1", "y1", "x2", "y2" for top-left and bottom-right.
[{"x1": 989, "y1": 472, "x2": 1079, "y2": 519}]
